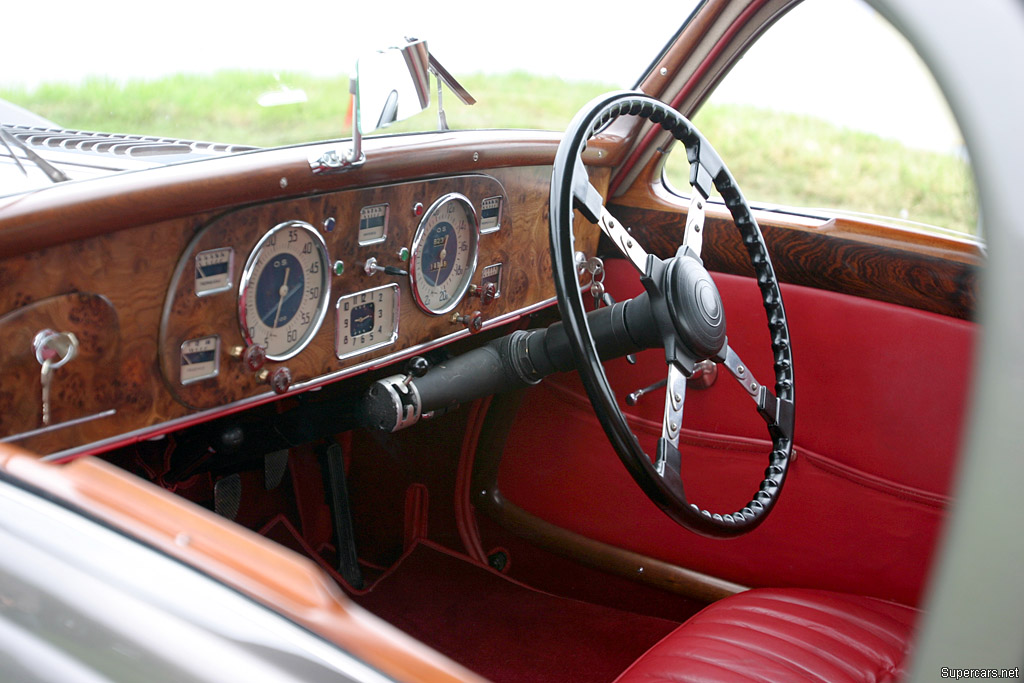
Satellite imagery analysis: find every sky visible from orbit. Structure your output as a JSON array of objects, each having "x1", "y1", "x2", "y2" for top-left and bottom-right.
[
  {"x1": 2, "y1": 0, "x2": 960, "y2": 151},
  {"x1": 4, "y1": 0, "x2": 688, "y2": 89}
]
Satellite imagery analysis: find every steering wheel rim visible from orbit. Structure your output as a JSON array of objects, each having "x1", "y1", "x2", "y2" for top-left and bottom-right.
[{"x1": 550, "y1": 91, "x2": 795, "y2": 538}]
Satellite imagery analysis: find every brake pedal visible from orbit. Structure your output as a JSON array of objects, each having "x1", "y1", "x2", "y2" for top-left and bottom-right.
[
  {"x1": 213, "y1": 473, "x2": 242, "y2": 521},
  {"x1": 264, "y1": 449, "x2": 289, "y2": 490}
]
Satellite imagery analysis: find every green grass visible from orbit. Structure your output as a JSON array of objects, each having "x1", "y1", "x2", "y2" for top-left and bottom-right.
[
  {"x1": 672, "y1": 102, "x2": 978, "y2": 235},
  {"x1": 2, "y1": 71, "x2": 976, "y2": 234}
]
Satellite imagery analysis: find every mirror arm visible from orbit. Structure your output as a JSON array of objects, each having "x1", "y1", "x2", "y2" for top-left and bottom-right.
[
  {"x1": 308, "y1": 76, "x2": 366, "y2": 174},
  {"x1": 434, "y1": 70, "x2": 448, "y2": 131},
  {"x1": 345, "y1": 76, "x2": 364, "y2": 165},
  {"x1": 428, "y1": 55, "x2": 476, "y2": 105},
  {"x1": 428, "y1": 53, "x2": 475, "y2": 133}
]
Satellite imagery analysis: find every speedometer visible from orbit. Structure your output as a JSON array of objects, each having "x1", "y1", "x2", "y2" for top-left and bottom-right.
[
  {"x1": 239, "y1": 220, "x2": 330, "y2": 360},
  {"x1": 409, "y1": 193, "x2": 480, "y2": 315}
]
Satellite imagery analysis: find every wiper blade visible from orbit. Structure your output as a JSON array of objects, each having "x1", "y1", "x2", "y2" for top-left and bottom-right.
[{"x1": 0, "y1": 126, "x2": 69, "y2": 183}]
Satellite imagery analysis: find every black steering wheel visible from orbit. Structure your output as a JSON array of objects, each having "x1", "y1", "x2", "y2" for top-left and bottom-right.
[{"x1": 549, "y1": 92, "x2": 795, "y2": 538}]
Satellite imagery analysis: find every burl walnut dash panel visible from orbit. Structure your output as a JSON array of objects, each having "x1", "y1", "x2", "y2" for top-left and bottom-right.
[
  {"x1": 161, "y1": 170, "x2": 559, "y2": 410},
  {"x1": 0, "y1": 166, "x2": 581, "y2": 456}
]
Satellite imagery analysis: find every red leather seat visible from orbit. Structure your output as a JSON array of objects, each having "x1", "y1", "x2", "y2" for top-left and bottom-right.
[{"x1": 615, "y1": 588, "x2": 918, "y2": 683}]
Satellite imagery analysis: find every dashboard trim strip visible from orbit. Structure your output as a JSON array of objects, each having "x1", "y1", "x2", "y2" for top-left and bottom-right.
[
  {"x1": 1, "y1": 410, "x2": 118, "y2": 445},
  {"x1": 38, "y1": 296, "x2": 558, "y2": 463}
]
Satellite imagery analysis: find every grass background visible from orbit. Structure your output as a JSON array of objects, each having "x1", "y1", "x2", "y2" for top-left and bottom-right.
[{"x1": 1, "y1": 71, "x2": 976, "y2": 235}]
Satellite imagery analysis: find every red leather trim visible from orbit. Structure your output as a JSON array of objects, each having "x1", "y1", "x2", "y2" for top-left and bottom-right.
[
  {"x1": 497, "y1": 263, "x2": 974, "y2": 605},
  {"x1": 614, "y1": 588, "x2": 917, "y2": 683},
  {"x1": 455, "y1": 398, "x2": 492, "y2": 564}
]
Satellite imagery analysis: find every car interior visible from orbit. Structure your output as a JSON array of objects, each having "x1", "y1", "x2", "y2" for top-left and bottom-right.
[{"x1": 0, "y1": 0, "x2": 992, "y2": 681}]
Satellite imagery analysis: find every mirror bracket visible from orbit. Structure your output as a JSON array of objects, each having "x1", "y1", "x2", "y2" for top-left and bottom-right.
[
  {"x1": 309, "y1": 79, "x2": 366, "y2": 174},
  {"x1": 308, "y1": 39, "x2": 475, "y2": 175}
]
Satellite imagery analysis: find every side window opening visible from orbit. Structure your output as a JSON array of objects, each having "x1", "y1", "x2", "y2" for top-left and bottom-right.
[{"x1": 663, "y1": 0, "x2": 978, "y2": 238}]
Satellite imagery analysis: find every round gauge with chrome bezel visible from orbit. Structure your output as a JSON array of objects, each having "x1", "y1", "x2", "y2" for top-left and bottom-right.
[
  {"x1": 239, "y1": 220, "x2": 330, "y2": 360},
  {"x1": 409, "y1": 193, "x2": 480, "y2": 315}
]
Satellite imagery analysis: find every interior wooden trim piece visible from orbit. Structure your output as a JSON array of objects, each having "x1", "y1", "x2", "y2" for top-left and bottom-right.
[
  {"x1": 607, "y1": 198, "x2": 981, "y2": 320},
  {"x1": 0, "y1": 443, "x2": 483, "y2": 683},
  {"x1": 470, "y1": 391, "x2": 746, "y2": 604},
  {"x1": 0, "y1": 129, "x2": 620, "y2": 259},
  {"x1": 478, "y1": 490, "x2": 747, "y2": 604}
]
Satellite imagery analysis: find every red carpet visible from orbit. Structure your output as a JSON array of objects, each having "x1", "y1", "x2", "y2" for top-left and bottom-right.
[{"x1": 351, "y1": 542, "x2": 681, "y2": 683}]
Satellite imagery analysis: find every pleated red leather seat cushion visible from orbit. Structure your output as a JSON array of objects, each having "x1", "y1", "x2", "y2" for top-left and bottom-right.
[{"x1": 615, "y1": 588, "x2": 918, "y2": 683}]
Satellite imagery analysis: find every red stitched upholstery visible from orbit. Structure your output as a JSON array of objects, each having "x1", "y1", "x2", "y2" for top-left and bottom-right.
[{"x1": 615, "y1": 588, "x2": 917, "y2": 683}]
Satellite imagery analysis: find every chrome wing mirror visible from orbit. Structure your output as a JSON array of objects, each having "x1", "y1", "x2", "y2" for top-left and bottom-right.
[
  {"x1": 357, "y1": 38, "x2": 431, "y2": 140},
  {"x1": 311, "y1": 38, "x2": 474, "y2": 174}
]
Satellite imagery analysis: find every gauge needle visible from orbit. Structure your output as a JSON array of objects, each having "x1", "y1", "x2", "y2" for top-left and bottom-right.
[
  {"x1": 440, "y1": 232, "x2": 450, "y2": 261},
  {"x1": 273, "y1": 266, "x2": 290, "y2": 329}
]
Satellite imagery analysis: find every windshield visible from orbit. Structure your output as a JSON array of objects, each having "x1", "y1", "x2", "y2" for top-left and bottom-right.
[{"x1": 0, "y1": 1, "x2": 693, "y2": 148}]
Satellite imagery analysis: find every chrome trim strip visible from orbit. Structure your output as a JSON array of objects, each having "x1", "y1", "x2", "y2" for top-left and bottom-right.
[
  {"x1": 40, "y1": 296, "x2": 558, "y2": 462},
  {"x1": 2, "y1": 409, "x2": 117, "y2": 444}
]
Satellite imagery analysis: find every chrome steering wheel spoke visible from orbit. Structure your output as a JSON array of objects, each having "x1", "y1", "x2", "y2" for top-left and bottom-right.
[
  {"x1": 597, "y1": 205, "x2": 650, "y2": 273},
  {"x1": 656, "y1": 363, "x2": 688, "y2": 477},
  {"x1": 715, "y1": 344, "x2": 794, "y2": 442},
  {"x1": 679, "y1": 193, "x2": 706, "y2": 259}
]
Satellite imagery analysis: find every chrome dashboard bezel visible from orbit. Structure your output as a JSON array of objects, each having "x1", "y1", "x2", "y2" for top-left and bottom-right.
[
  {"x1": 408, "y1": 192, "x2": 480, "y2": 316},
  {"x1": 237, "y1": 220, "x2": 331, "y2": 362},
  {"x1": 335, "y1": 283, "x2": 401, "y2": 360}
]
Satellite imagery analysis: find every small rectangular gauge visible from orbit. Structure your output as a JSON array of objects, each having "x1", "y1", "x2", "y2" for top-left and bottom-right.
[
  {"x1": 480, "y1": 196, "x2": 503, "y2": 233},
  {"x1": 358, "y1": 204, "x2": 389, "y2": 245},
  {"x1": 194, "y1": 247, "x2": 234, "y2": 296},
  {"x1": 336, "y1": 284, "x2": 400, "y2": 360},
  {"x1": 481, "y1": 263, "x2": 503, "y2": 299},
  {"x1": 180, "y1": 335, "x2": 220, "y2": 385}
]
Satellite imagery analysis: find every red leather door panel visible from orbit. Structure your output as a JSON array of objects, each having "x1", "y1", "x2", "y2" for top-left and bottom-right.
[{"x1": 497, "y1": 261, "x2": 974, "y2": 605}]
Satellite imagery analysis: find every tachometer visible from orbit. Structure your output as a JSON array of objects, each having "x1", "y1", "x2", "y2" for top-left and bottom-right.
[
  {"x1": 409, "y1": 193, "x2": 479, "y2": 315},
  {"x1": 239, "y1": 220, "x2": 330, "y2": 360}
]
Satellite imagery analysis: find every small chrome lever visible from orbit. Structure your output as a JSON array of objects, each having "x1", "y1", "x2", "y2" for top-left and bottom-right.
[{"x1": 626, "y1": 378, "x2": 667, "y2": 406}]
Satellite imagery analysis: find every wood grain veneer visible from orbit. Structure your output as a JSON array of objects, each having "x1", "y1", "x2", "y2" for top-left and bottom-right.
[
  {"x1": 0, "y1": 148, "x2": 605, "y2": 456},
  {"x1": 607, "y1": 181, "x2": 982, "y2": 320}
]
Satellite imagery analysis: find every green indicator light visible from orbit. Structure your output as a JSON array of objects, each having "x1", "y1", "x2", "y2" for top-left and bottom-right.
[
  {"x1": 398, "y1": 247, "x2": 410, "y2": 262},
  {"x1": 333, "y1": 260, "x2": 345, "y2": 276}
]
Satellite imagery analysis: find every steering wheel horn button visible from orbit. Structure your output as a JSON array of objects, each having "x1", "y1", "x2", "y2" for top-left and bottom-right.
[{"x1": 666, "y1": 256, "x2": 726, "y2": 360}]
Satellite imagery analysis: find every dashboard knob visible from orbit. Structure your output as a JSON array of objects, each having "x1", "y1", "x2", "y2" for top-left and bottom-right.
[
  {"x1": 451, "y1": 310, "x2": 484, "y2": 334},
  {"x1": 363, "y1": 256, "x2": 409, "y2": 278},
  {"x1": 243, "y1": 344, "x2": 267, "y2": 372},
  {"x1": 269, "y1": 367, "x2": 292, "y2": 394},
  {"x1": 405, "y1": 356, "x2": 430, "y2": 379},
  {"x1": 469, "y1": 282, "x2": 497, "y2": 305}
]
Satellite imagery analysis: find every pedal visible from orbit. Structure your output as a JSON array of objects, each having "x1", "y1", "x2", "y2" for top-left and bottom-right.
[
  {"x1": 321, "y1": 441, "x2": 364, "y2": 589},
  {"x1": 264, "y1": 449, "x2": 289, "y2": 490},
  {"x1": 213, "y1": 473, "x2": 242, "y2": 521}
]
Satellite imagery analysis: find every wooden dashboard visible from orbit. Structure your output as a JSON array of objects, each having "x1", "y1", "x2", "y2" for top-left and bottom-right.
[{"x1": 0, "y1": 135, "x2": 606, "y2": 458}]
